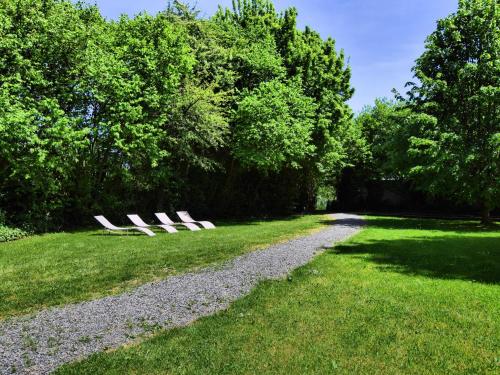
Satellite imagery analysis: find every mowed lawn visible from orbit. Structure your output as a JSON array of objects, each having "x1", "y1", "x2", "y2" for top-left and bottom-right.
[
  {"x1": 0, "y1": 215, "x2": 327, "y2": 319},
  {"x1": 58, "y1": 216, "x2": 500, "y2": 375}
]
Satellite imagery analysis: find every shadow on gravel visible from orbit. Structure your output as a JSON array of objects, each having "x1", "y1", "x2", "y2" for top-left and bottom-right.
[{"x1": 321, "y1": 217, "x2": 366, "y2": 229}]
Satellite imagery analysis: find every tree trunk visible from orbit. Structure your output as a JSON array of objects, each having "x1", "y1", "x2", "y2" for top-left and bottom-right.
[
  {"x1": 306, "y1": 192, "x2": 316, "y2": 212},
  {"x1": 305, "y1": 178, "x2": 316, "y2": 212},
  {"x1": 480, "y1": 204, "x2": 491, "y2": 225}
]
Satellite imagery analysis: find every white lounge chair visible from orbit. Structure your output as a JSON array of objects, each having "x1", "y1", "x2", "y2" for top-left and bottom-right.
[
  {"x1": 127, "y1": 214, "x2": 178, "y2": 234},
  {"x1": 155, "y1": 212, "x2": 201, "y2": 231},
  {"x1": 94, "y1": 215, "x2": 156, "y2": 236},
  {"x1": 176, "y1": 211, "x2": 216, "y2": 229}
]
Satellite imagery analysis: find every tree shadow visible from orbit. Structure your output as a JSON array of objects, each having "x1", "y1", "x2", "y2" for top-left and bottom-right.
[
  {"x1": 90, "y1": 232, "x2": 147, "y2": 237},
  {"x1": 323, "y1": 216, "x2": 500, "y2": 233},
  {"x1": 331, "y1": 235, "x2": 500, "y2": 284},
  {"x1": 321, "y1": 217, "x2": 367, "y2": 229}
]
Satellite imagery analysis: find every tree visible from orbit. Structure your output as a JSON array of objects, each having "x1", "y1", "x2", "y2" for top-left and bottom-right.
[
  {"x1": 215, "y1": 0, "x2": 356, "y2": 211},
  {"x1": 277, "y1": 19, "x2": 356, "y2": 209},
  {"x1": 233, "y1": 78, "x2": 316, "y2": 171},
  {"x1": 0, "y1": 0, "x2": 102, "y2": 229},
  {"x1": 0, "y1": 0, "x2": 358, "y2": 229},
  {"x1": 354, "y1": 99, "x2": 402, "y2": 179},
  {"x1": 406, "y1": 0, "x2": 499, "y2": 223}
]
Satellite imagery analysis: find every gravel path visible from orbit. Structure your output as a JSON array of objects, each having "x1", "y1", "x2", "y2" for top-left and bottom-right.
[{"x1": 0, "y1": 213, "x2": 364, "y2": 374}]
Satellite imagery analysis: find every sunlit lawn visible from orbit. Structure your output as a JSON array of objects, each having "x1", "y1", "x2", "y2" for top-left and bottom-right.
[
  {"x1": 0, "y1": 215, "x2": 327, "y2": 319},
  {"x1": 58, "y1": 216, "x2": 500, "y2": 375}
]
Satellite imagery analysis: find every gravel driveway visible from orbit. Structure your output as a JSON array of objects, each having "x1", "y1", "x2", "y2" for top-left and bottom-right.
[{"x1": 0, "y1": 213, "x2": 364, "y2": 374}]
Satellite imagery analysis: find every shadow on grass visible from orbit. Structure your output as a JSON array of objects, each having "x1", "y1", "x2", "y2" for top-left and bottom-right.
[
  {"x1": 215, "y1": 213, "x2": 329, "y2": 227},
  {"x1": 323, "y1": 216, "x2": 500, "y2": 233},
  {"x1": 87, "y1": 213, "x2": 330, "y2": 234},
  {"x1": 90, "y1": 233, "x2": 168, "y2": 237},
  {"x1": 331, "y1": 235, "x2": 500, "y2": 284}
]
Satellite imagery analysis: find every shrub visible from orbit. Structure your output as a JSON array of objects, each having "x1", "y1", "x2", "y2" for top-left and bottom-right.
[{"x1": 0, "y1": 225, "x2": 29, "y2": 242}]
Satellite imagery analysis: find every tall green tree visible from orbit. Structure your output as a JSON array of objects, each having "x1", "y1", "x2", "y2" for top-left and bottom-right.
[
  {"x1": 275, "y1": 13, "x2": 356, "y2": 209},
  {"x1": 0, "y1": 0, "x2": 102, "y2": 229},
  {"x1": 407, "y1": 0, "x2": 499, "y2": 222},
  {"x1": 215, "y1": 0, "x2": 356, "y2": 210},
  {"x1": 0, "y1": 0, "x2": 358, "y2": 229}
]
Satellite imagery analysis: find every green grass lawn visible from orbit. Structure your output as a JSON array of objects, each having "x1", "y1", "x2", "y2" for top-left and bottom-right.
[
  {"x1": 0, "y1": 215, "x2": 327, "y2": 319},
  {"x1": 57, "y1": 216, "x2": 500, "y2": 375}
]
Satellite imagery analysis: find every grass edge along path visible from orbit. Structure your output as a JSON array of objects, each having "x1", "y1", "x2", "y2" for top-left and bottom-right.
[
  {"x1": 57, "y1": 216, "x2": 500, "y2": 375},
  {"x1": 0, "y1": 214, "x2": 328, "y2": 320},
  {"x1": 0, "y1": 214, "x2": 362, "y2": 375}
]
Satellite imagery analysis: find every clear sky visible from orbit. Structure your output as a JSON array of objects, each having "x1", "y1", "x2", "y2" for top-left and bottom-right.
[{"x1": 86, "y1": 0, "x2": 458, "y2": 112}]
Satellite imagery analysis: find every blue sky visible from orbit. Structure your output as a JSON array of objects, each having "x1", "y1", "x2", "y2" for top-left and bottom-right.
[{"x1": 87, "y1": 0, "x2": 458, "y2": 112}]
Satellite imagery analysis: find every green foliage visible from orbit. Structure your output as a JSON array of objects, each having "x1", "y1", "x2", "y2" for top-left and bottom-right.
[
  {"x1": 407, "y1": 0, "x2": 500, "y2": 220},
  {"x1": 4, "y1": 0, "x2": 495, "y2": 224},
  {"x1": 355, "y1": 100, "x2": 400, "y2": 175},
  {"x1": 0, "y1": 225, "x2": 28, "y2": 243},
  {"x1": 354, "y1": 100, "x2": 437, "y2": 180},
  {"x1": 233, "y1": 79, "x2": 316, "y2": 171},
  {"x1": 0, "y1": 0, "x2": 98, "y2": 229},
  {"x1": 276, "y1": 12, "x2": 357, "y2": 209},
  {"x1": 0, "y1": 0, "x2": 355, "y2": 228},
  {"x1": 351, "y1": 1, "x2": 499, "y2": 220}
]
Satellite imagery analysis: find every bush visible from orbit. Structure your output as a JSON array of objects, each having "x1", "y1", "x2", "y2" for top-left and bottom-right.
[{"x1": 0, "y1": 225, "x2": 29, "y2": 242}]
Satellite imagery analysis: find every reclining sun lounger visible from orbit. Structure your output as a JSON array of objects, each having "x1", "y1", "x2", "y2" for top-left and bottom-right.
[
  {"x1": 155, "y1": 212, "x2": 201, "y2": 231},
  {"x1": 176, "y1": 211, "x2": 216, "y2": 229},
  {"x1": 127, "y1": 214, "x2": 178, "y2": 233},
  {"x1": 94, "y1": 215, "x2": 156, "y2": 236}
]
